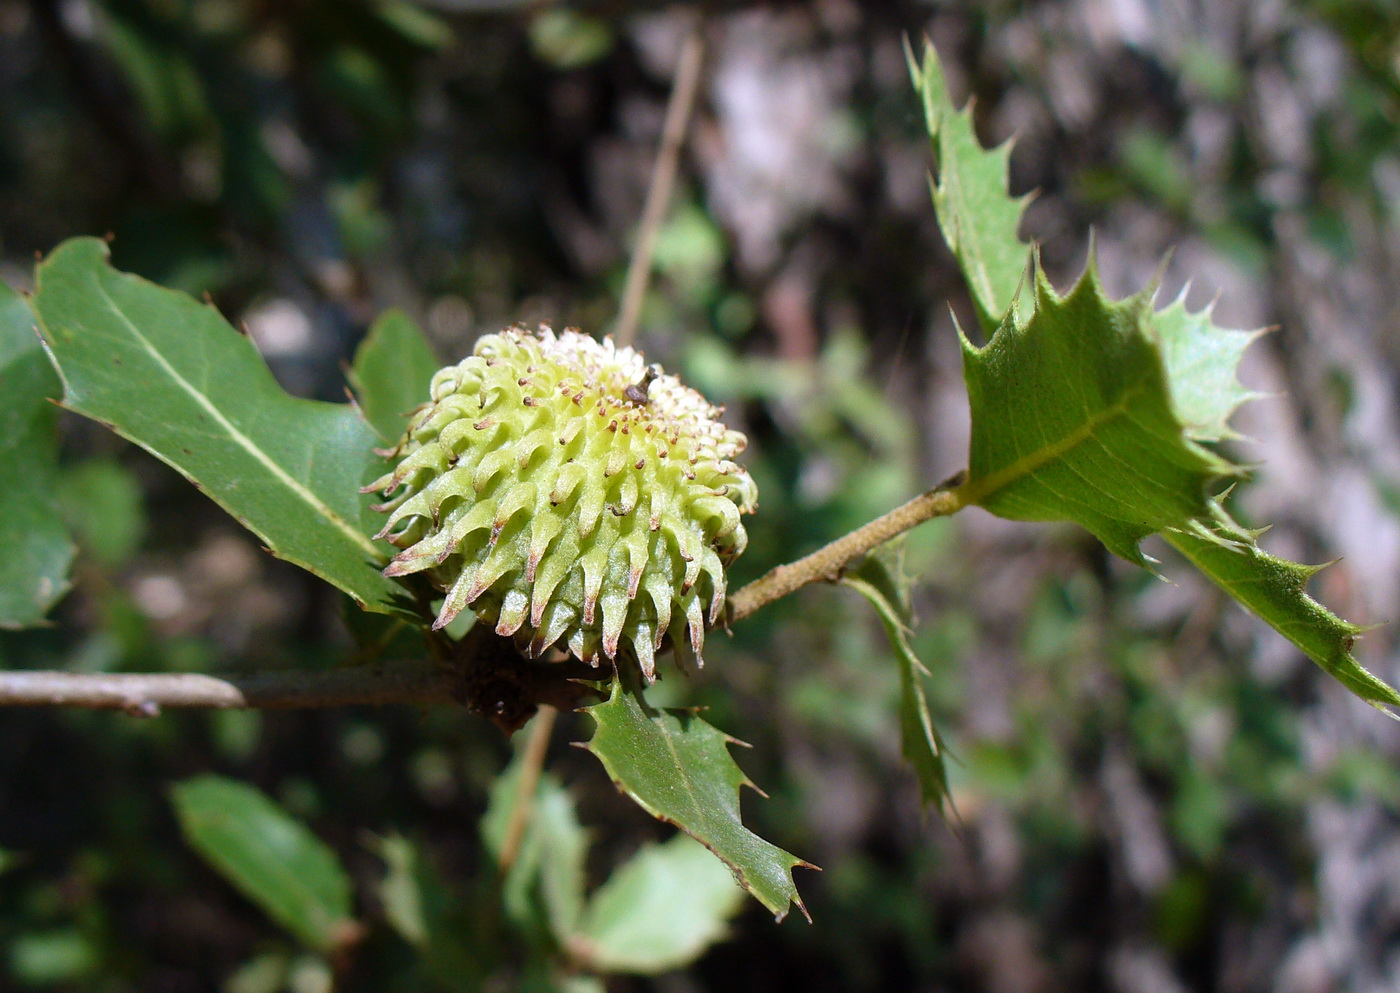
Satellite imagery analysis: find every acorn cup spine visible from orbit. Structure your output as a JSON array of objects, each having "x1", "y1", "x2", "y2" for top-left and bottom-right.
[{"x1": 364, "y1": 325, "x2": 757, "y2": 680}]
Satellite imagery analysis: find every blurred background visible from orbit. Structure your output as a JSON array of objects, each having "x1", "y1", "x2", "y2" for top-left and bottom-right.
[{"x1": 4, "y1": 0, "x2": 1400, "y2": 990}]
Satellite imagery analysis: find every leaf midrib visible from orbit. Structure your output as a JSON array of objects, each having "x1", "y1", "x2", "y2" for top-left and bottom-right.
[
  {"x1": 92, "y1": 274, "x2": 383, "y2": 561},
  {"x1": 955, "y1": 381, "x2": 1148, "y2": 507}
]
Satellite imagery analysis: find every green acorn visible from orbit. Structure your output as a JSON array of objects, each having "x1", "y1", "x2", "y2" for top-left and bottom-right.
[{"x1": 365, "y1": 325, "x2": 757, "y2": 679}]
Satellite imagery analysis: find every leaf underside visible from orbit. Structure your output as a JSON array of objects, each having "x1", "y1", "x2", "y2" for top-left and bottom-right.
[
  {"x1": 840, "y1": 542, "x2": 950, "y2": 811},
  {"x1": 584, "y1": 678, "x2": 812, "y2": 922},
  {"x1": 0, "y1": 281, "x2": 72, "y2": 627},
  {"x1": 911, "y1": 40, "x2": 1397, "y2": 708},
  {"x1": 32, "y1": 238, "x2": 413, "y2": 617}
]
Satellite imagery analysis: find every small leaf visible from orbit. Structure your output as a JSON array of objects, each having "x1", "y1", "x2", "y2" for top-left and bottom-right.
[
  {"x1": 32, "y1": 238, "x2": 412, "y2": 617},
  {"x1": 1164, "y1": 503, "x2": 1400, "y2": 710},
  {"x1": 574, "y1": 834, "x2": 745, "y2": 975},
  {"x1": 348, "y1": 309, "x2": 441, "y2": 444},
  {"x1": 840, "y1": 542, "x2": 950, "y2": 810},
  {"x1": 908, "y1": 38, "x2": 1032, "y2": 333},
  {"x1": 583, "y1": 678, "x2": 812, "y2": 921},
  {"x1": 0, "y1": 280, "x2": 73, "y2": 627},
  {"x1": 957, "y1": 263, "x2": 1240, "y2": 567},
  {"x1": 171, "y1": 775, "x2": 356, "y2": 953}
]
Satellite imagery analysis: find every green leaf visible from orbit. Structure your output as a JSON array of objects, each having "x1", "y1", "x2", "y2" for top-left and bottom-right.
[
  {"x1": 170, "y1": 775, "x2": 356, "y2": 953},
  {"x1": 908, "y1": 38, "x2": 1032, "y2": 334},
  {"x1": 840, "y1": 542, "x2": 950, "y2": 810},
  {"x1": 0, "y1": 280, "x2": 73, "y2": 627},
  {"x1": 910, "y1": 43, "x2": 1397, "y2": 708},
  {"x1": 349, "y1": 309, "x2": 441, "y2": 444},
  {"x1": 574, "y1": 834, "x2": 745, "y2": 975},
  {"x1": 584, "y1": 678, "x2": 812, "y2": 921},
  {"x1": 956, "y1": 263, "x2": 1240, "y2": 566},
  {"x1": 1164, "y1": 503, "x2": 1400, "y2": 710},
  {"x1": 480, "y1": 747, "x2": 588, "y2": 944},
  {"x1": 32, "y1": 238, "x2": 412, "y2": 616},
  {"x1": 57, "y1": 459, "x2": 146, "y2": 569},
  {"x1": 1152, "y1": 290, "x2": 1263, "y2": 443}
]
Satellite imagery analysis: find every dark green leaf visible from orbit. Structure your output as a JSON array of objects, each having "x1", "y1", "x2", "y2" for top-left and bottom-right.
[
  {"x1": 840, "y1": 542, "x2": 950, "y2": 810},
  {"x1": 0, "y1": 279, "x2": 73, "y2": 627},
  {"x1": 349, "y1": 309, "x2": 441, "y2": 445},
  {"x1": 1164, "y1": 503, "x2": 1400, "y2": 709},
  {"x1": 171, "y1": 775, "x2": 356, "y2": 953},
  {"x1": 574, "y1": 834, "x2": 745, "y2": 975},
  {"x1": 908, "y1": 39, "x2": 1032, "y2": 333},
  {"x1": 32, "y1": 238, "x2": 411, "y2": 616},
  {"x1": 584, "y1": 678, "x2": 812, "y2": 921}
]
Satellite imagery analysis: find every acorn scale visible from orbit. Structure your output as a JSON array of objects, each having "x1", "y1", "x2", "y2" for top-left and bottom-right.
[{"x1": 365, "y1": 325, "x2": 757, "y2": 680}]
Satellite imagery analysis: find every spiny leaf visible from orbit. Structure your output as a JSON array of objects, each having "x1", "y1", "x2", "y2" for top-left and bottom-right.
[
  {"x1": 957, "y1": 261, "x2": 1241, "y2": 567},
  {"x1": 914, "y1": 42, "x2": 1399, "y2": 709},
  {"x1": 32, "y1": 238, "x2": 413, "y2": 617},
  {"x1": 907, "y1": 38, "x2": 1032, "y2": 334},
  {"x1": 840, "y1": 541, "x2": 950, "y2": 810},
  {"x1": 1164, "y1": 503, "x2": 1399, "y2": 710},
  {"x1": 1152, "y1": 289, "x2": 1264, "y2": 443},
  {"x1": 574, "y1": 834, "x2": 746, "y2": 975},
  {"x1": 0, "y1": 280, "x2": 73, "y2": 627},
  {"x1": 348, "y1": 309, "x2": 441, "y2": 444},
  {"x1": 584, "y1": 677, "x2": 812, "y2": 921},
  {"x1": 171, "y1": 775, "x2": 356, "y2": 954}
]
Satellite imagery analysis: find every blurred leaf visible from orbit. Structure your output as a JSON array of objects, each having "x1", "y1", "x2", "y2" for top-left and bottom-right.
[
  {"x1": 349, "y1": 309, "x2": 441, "y2": 444},
  {"x1": 574, "y1": 834, "x2": 746, "y2": 975},
  {"x1": 8, "y1": 929, "x2": 97, "y2": 985},
  {"x1": 840, "y1": 542, "x2": 950, "y2": 810},
  {"x1": 32, "y1": 238, "x2": 412, "y2": 617},
  {"x1": 225, "y1": 952, "x2": 290, "y2": 993},
  {"x1": 584, "y1": 677, "x2": 812, "y2": 921},
  {"x1": 529, "y1": 10, "x2": 614, "y2": 70},
  {"x1": 908, "y1": 39, "x2": 1031, "y2": 333},
  {"x1": 374, "y1": 1, "x2": 455, "y2": 50},
  {"x1": 374, "y1": 834, "x2": 484, "y2": 992},
  {"x1": 1164, "y1": 503, "x2": 1400, "y2": 709},
  {"x1": 0, "y1": 279, "x2": 73, "y2": 628},
  {"x1": 57, "y1": 459, "x2": 146, "y2": 569},
  {"x1": 480, "y1": 746, "x2": 588, "y2": 943},
  {"x1": 171, "y1": 775, "x2": 356, "y2": 954}
]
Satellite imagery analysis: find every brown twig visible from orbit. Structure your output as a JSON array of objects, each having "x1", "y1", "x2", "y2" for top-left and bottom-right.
[
  {"x1": 614, "y1": 24, "x2": 706, "y2": 348},
  {"x1": 0, "y1": 661, "x2": 453, "y2": 716},
  {"x1": 726, "y1": 477, "x2": 969, "y2": 622},
  {"x1": 496, "y1": 705, "x2": 559, "y2": 874}
]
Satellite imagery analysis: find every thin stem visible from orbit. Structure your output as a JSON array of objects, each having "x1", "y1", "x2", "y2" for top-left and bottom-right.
[
  {"x1": 726, "y1": 479, "x2": 970, "y2": 622},
  {"x1": 0, "y1": 661, "x2": 453, "y2": 716},
  {"x1": 614, "y1": 25, "x2": 705, "y2": 348},
  {"x1": 497, "y1": 705, "x2": 559, "y2": 874}
]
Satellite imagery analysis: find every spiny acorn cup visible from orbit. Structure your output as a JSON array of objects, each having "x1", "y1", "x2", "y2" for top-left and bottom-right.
[{"x1": 364, "y1": 326, "x2": 757, "y2": 680}]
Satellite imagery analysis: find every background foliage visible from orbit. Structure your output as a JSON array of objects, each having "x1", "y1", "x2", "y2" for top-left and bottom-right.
[{"x1": 5, "y1": 1, "x2": 1400, "y2": 990}]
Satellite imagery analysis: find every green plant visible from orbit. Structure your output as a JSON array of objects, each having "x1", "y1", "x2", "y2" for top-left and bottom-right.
[{"x1": 2, "y1": 39, "x2": 1393, "y2": 988}]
